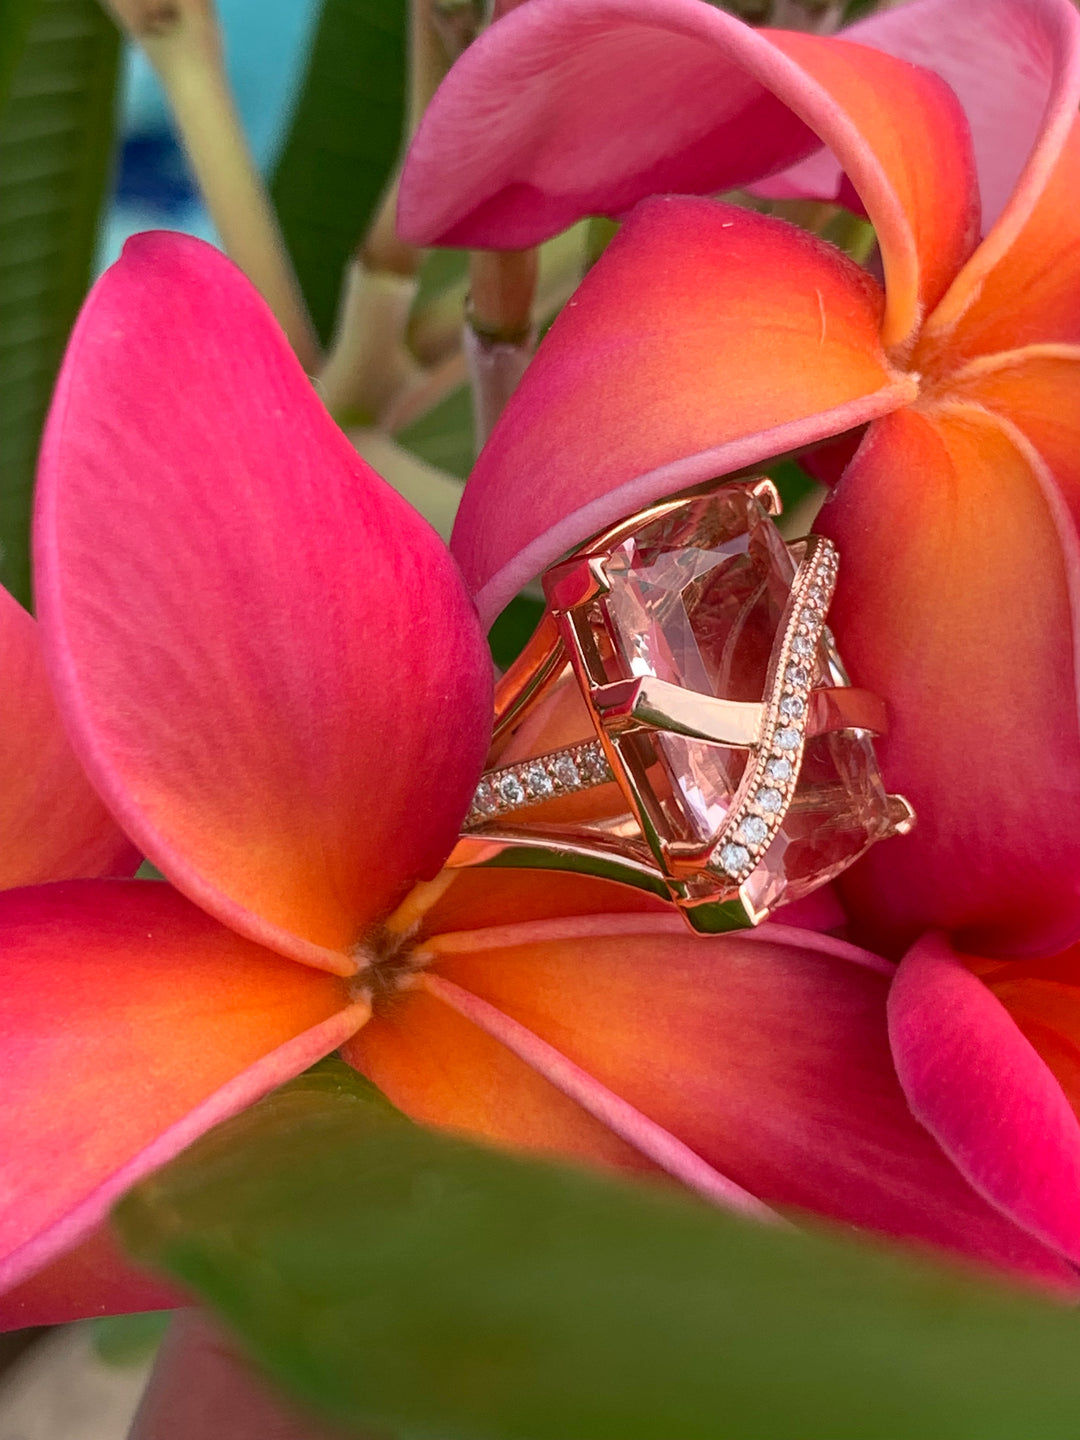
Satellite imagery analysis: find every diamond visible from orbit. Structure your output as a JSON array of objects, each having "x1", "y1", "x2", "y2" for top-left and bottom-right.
[
  {"x1": 785, "y1": 664, "x2": 808, "y2": 688},
  {"x1": 800, "y1": 607, "x2": 819, "y2": 627},
  {"x1": 739, "y1": 814, "x2": 769, "y2": 846},
  {"x1": 718, "y1": 842, "x2": 750, "y2": 876},
  {"x1": 580, "y1": 745, "x2": 612, "y2": 784},
  {"x1": 523, "y1": 762, "x2": 554, "y2": 799},
  {"x1": 552, "y1": 754, "x2": 580, "y2": 789},
  {"x1": 473, "y1": 781, "x2": 498, "y2": 816},
  {"x1": 766, "y1": 756, "x2": 793, "y2": 782},
  {"x1": 791, "y1": 635, "x2": 813, "y2": 658},
  {"x1": 497, "y1": 772, "x2": 525, "y2": 806},
  {"x1": 774, "y1": 728, "x2": 800, "y2": 750},
  {"x1": 806, "y1": 585, "x2": 826, "y2": 605},
  {"x1": 780, "y1": 695, "x2": 804, "y2": 720},
  {"x1": 756, "y1": 787, "x2": 783, "y2": 813}
]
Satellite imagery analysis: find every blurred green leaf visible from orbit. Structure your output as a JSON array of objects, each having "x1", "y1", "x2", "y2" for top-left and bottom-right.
[
  {"x1": 0, "y1": 0, "x2": 119, "y2": 607},
  {"x1": 397, "y1": 383, "x2": 474, "y2": 479},
  {"x1": 767, "y1": 456, "x2": 818, "y2": 513},
  {"x1": 489, "y1": 594, "x2": 544, "y2": 669},
  {"x1": 90, "y1": 1310, "x2": 172, "y2": 1367},
  {"x1": 0, "y1": 0, "x2": 36, "y2": 114},
  {"x1": 842, "y1": 0, "x2": 882, "y2": 20},
  {"x1": 118, "y1": 1066, "x2": 1080, "y2": 1440},
  {"x1": 270, "y1": 0, "x2": 407, "y2": 345},
  {"x1": 413, "y1": 246, "x2": 467, "y2": 309}
]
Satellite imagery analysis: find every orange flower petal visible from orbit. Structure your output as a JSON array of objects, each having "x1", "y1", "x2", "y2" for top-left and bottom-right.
[
  {"x1": 890, "y1": 934, "x2": 1080, "y2": 1267},
  {"x1": 0, "y1": 880, "x2": 366, "y2": 1300},
  {"x1": 818, "y1": 402, "x2": 1080, "y2": 954},
  {"x1": 346, "y1": 921, "x2": 1073, "y2": 1282},
  {"x1": 922, "y1": 119, "x2": 1080, "y2": 367},
  {"x1": 452, "y1": 196, "x2": 913, "y2": 623},
  {"x1": 947, "y1": 347, "x2": 1080, "y2": 508},
  {"x1": 422, "y1": 868, "x2": 672, "y2": 936},
  {"x1": 0, "y1": 587, "x2": 137, "y2": 888},
  {"x1": 402, "y1": 0, "x2": 980, "y2": 349},
  {"x1": 35, "y1": 234, "x2": 492, "y2": 972},
  {"x1": 765, "y1": 31, "x2": 977, "y2": 350}
]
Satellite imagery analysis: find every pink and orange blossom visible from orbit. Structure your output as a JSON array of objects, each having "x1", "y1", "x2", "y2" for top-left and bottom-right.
[
  {"x1": 5, "y1": 0, "x2": 1080, "y2": 1332},
  {"x1": 400, "y1": 0, "x2": 1080, "y2": 958},
  {"x1": 1, "y1": 222, "x2": 1080, "y2": 1330}
]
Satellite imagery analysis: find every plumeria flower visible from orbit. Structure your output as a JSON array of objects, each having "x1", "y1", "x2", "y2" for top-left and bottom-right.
[
  {"x1": 396, "y1": 0, "x2": 1080, "y2": 1277},
  {"x1": 401, "y1": 0, "x2": 1080, "y2": 958},
  {"x1": 6, "y1": 211, "x2": 1080, "y2": 1335}
]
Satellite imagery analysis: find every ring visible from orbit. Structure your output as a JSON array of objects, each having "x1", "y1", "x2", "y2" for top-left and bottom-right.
[{"x1": 449, "y1": 477, "x2": 913, "y2": 932}]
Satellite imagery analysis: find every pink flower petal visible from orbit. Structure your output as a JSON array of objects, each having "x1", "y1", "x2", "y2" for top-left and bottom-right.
[
  {"x1": 451, "y1": 196, "x2": 915, "y2": 623},
  {"x1": 0, "y1": 587, "x2": 137, "y2": 888},
  {"x1": 0, "y1": 1226, "x2": 186, "y2": 1333},
  {"x1": 872, "y1": 0, "x2": 1080, "y2": 351},
  {"x1": 131, "y1": 1310, "x2": 350, "y2": 1440},
  {"x1": 819, "y1": 403, "x2": 1080, "y2": 956},
  {"x1": 889, "y1": 932, "x2": 1080, "y2": 1266},
  {"x1": 922, "y1": 119, "x2": 1080, "y2": 365},
  {"x1": 35, "y1": 233, "x2": 492, "y2": 973},
  {"x1": 0, "y1": 880, "x2": 368, "y2": 1303},
  {"x1": 347, "y1": 917, "x2": 1074, "y2": 1286},
  {"x1": 400, "y1": 0, "x2": 978, "y2": 347},
  {"x1": 768, "y1": 0, "x2": 1080, "y2": 236}
]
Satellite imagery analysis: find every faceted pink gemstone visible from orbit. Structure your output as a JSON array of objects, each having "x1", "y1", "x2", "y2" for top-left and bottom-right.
[{"x1": 599, "y1": 487, "x2": 893, "y2": 913}]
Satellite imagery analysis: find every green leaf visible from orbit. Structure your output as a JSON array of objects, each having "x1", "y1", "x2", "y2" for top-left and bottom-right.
[
  {"x1": 0, "y1": 0, "x2": 120, "y2": 606},
  {"x1": 117, "y1": 1067, "x2": 1080, "y2": 1440},
  {"x1": 488, "y1": 594, "x2": 544, "y2": 669},
  {"x1": 270, "y1": 0, "x2": 407, "y2": 345},
  {"x1": 396, "y1": 383, "x2": 474, "y2": 479},
  {"x1": 0, "y1": 0, "x2": 36, "y2": 115},
  {"x1": 413, "y1": 246, "x2": 468, "y2": 309},
  {"x1": 90, "y1": 1310, "x2": 172, "y2": 1367},
  {"x1": 767, "y1": 457, "x2": 819, "y2": 513}
]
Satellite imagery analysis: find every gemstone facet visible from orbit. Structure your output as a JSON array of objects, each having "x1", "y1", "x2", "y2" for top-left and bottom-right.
[
  {"x1": 603, "y1": 488, "x2": 796, "y2": 847},
  {"x1": 588, "y1": 488, "x2": 894, "y2": 918},
  {"x1": 464, "y1": 482, "x2": 900, "y2": 929}
]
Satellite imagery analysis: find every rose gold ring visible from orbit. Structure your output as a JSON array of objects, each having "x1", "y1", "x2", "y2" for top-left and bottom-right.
[{"x1": 449, "y1": 477, "x2": 913, "y2": 933}]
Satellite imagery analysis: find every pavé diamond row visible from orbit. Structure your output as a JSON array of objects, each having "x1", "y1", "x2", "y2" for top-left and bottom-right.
[
  {"x1": 710, "y1": 539, "x2": 838, "y2": 881},
  {"x1": 465, "y1": 739, "x2": 615, "y2": 827}
]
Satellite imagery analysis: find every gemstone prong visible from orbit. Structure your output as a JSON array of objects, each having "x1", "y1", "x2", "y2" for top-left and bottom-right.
[
  {"x1": 543, "y1": 555, "x2": 610, "y2": 611},
  {"x1": 887, "y1": 794, "x2": 917, "y2": 835},
  {"x1": 750, "y1": 476, "x2": 783, "y2": 515}
]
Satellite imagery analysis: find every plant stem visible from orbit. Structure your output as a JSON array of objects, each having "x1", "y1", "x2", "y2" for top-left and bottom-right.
[{"x1": 104, "y1": 0, "x2": 321, "y2": 371}]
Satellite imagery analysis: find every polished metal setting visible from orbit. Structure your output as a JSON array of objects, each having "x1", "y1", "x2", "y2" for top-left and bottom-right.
[{"x1": 451, "y1": 477, "x2": 913, "y2": 932}]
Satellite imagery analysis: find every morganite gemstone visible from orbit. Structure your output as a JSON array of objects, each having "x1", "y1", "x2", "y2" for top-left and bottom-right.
[{"x1": 598, "y1": 486, "x2": 894, "y2": 912}]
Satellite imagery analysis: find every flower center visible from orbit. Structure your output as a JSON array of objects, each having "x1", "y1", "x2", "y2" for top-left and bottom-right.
[
  {"x1": 347, "y1": 871, "x2": 458, "y2": 1010},
  {"x1": 350, "y1": 922, "x2": 431, "y2": 1010}
]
